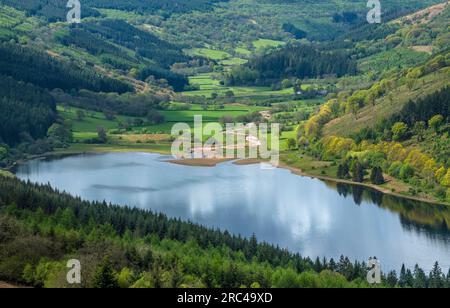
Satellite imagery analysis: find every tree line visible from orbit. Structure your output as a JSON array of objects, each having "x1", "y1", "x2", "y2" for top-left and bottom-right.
[
  {"x1": 138, "y1": 65, "x2": 189, "y2": 92},
  {"x1": 351, "y1": 86, "x2": 450, "y2": 165},
  {"x1": 52, "y1": 89, "x2": 168, "y2": 117},
  {"x1": 83, "y1": 0, "x2": 228, "y2": 15}
]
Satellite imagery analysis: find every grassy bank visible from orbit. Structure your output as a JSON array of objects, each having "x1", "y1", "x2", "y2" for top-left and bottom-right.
[
  {"x1": 280, "y1": 151, "x2": 450, "y2": 206},
  {"x1": 59, "y1": 143, "x2": 173, "y2": 155}
]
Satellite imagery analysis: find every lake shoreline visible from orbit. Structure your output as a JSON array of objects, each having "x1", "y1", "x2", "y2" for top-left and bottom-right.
[
  {"x1": 4, "y1": 144, "x2": 171, "y2": 173},
  {"x1": 278, "y1": 162, "x2": 450, "y2": 207},
  {"x1": 169, "y1": 156, "x2": 448, "y2": 207},
  {"x1": 144, "y1": 154, "x2": 450, "y2": 207},
  {"x1": 166, "y1": 158, "x2": 234, "y2": 167},
  {"x1": 5, "y1": 146, "x2": 449, "y2": 207}
]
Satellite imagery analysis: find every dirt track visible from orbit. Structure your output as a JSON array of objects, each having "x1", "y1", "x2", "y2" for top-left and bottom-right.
[{"x1": 0, "y1": 281, "x2": 19, "y2": 288}]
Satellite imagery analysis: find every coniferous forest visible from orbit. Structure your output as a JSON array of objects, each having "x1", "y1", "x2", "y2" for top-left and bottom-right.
[
  {"x1": 227, "y1": 45, "x2": 357, "y2": 86},
  {"x1": 0, "y1": 75, "x2": 56, "y2": 146}
]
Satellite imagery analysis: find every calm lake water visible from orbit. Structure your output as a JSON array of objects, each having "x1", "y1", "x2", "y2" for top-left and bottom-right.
[{"x1": 16, "y1": 152, "x2": 450, "y2": 272}]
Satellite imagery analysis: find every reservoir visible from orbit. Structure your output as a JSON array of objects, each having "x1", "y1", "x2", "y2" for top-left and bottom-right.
[{"x1": 16, "y1": 152, "x2": 450, "y2": 272}]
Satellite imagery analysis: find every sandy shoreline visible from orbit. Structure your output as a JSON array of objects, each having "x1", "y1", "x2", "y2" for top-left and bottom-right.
[{"x1": 166, "y1": 158, "x2": 233, "y2": 167}]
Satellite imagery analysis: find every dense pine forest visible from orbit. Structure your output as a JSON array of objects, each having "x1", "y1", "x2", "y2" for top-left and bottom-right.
[
  {"x1": 227, "y1": 45, "x2": 357, "y2": 86},
  {"x1": 0, "y1": 76, "x2": 56, "y2": 146}
]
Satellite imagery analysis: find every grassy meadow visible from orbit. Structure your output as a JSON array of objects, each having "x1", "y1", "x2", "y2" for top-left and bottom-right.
[
  {"x1": 253, "y1": 38, "x2": 286, "y2": 51},
  {"x1": 184, "y1": 73, "x2": 296, "y2": 98}
]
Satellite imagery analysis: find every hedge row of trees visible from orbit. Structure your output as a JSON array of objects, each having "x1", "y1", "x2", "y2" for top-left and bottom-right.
[
  {"x1": 52, "y1": 90, "x2": 168, "y2": 117},
  {"x1": 337, "y1": 159, "x2": 384, "y2": 185}
]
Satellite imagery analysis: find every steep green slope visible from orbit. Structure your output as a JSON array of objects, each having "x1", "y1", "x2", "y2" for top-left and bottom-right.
[
  {"x1": 323, "y1": 52, "x2": 449, "y2": 137},
  {"x1": 0, "y1": 41, "x2": 132, "y2": 93},
  {"x1": 54, "y1": 19, "x2": 191, "y2": 90}
]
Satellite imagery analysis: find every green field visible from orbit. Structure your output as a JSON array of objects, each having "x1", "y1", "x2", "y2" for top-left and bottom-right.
[
  {"x1": 187, "y1": 47, "x2": 248, "y2": 68},
  {"x1": 220, "y1": 57, "x2": 248, "y2": 66},
  {"x1": 161, "y1": 105, "x2": 265, "y2": 123},
  {"x1": 186, "y1": 48, "x2": 232, "y2": 60},
  {"x1": 57, "y1": 106, "x2": 137, "y2": 133},
  {"x1": 188, "y1": 74, "x2": 222, "y2": 90},
  {"x1": 184, "y1": 85, "x2": 296, "y2": 98},
  {"x1": 59, "y1": 102, "x2": 268, "y2": 138},
  {"x1": 62, "y1": 143, "x2": 173, "y2": 155},
  {"x1": 235, "y1": 47, "x2": 252, "y2": 56},
  {"x1": 185, "y1": 73, "x2": 296, "y2": 98},
  {"x1": 96, "y1": 9, "x2": 146, "y2": 21},
  {"x1": 253, "y1": 39, "x2": 286, "y2": 51}
]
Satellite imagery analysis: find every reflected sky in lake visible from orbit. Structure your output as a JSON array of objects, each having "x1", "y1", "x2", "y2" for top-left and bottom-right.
[{"x1": 16, "y1": 152, "x2": 450, "y2": 272}]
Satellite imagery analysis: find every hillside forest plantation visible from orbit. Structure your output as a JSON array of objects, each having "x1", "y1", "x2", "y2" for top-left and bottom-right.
[{"x1": 0, "y1": 0, "x2": 449, "y2": 290}]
